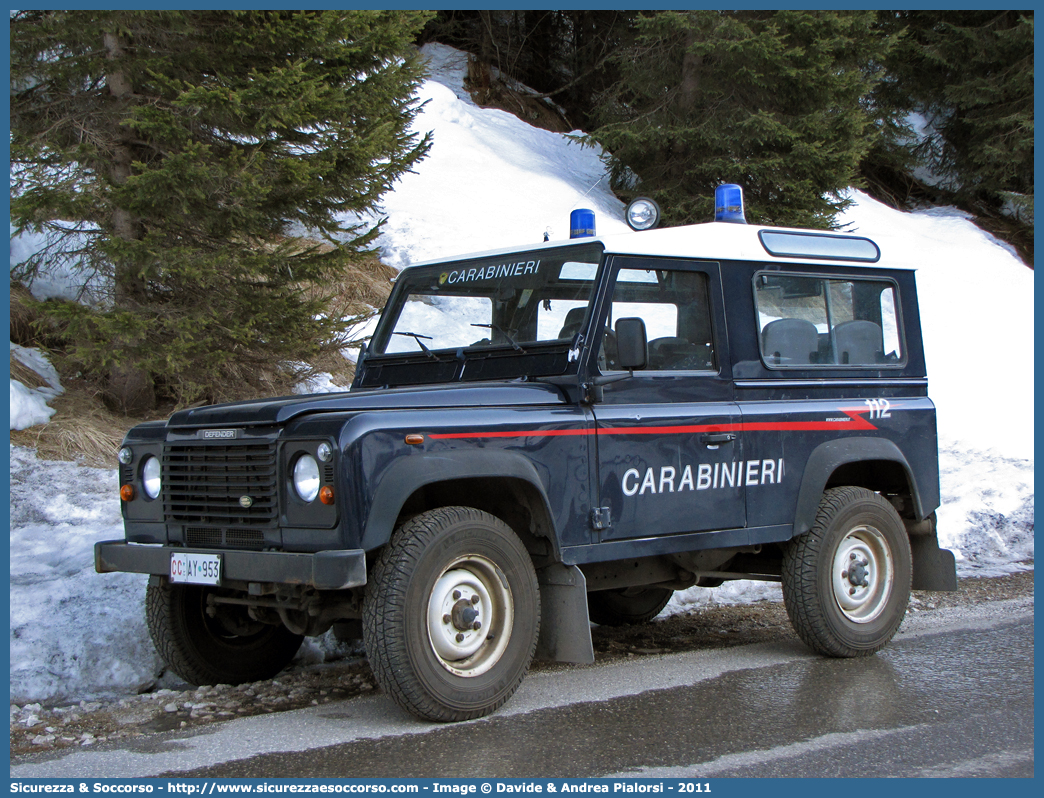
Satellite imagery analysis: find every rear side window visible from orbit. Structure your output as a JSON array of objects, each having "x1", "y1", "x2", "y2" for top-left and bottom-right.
[{"x1": 754, "y1": 273, "x2": 904, "y2": 368}]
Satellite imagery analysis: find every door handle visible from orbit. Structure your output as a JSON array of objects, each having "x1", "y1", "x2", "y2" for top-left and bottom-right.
[{"x1": 702, "y1": 432, "x2": 736, "y2": 445}]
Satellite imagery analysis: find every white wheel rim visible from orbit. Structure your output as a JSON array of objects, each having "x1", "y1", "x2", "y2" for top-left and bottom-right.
[
  {"x1": 831, "y1": 524, "x2": 894, "y2": 623},
  {"x1": 426, "y1": 555, "x2": 513, "y2": 677}
]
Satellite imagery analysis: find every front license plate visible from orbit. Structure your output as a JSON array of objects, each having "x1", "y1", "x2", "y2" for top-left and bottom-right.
[{"x1": 170, "y1": 552, "x2": 222, "y2": 585}]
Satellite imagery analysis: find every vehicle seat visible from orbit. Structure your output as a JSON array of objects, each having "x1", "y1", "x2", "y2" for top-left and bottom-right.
[
  {"x1": 557, "y1": 307, "x2": 587, "y2": 341},
  {"x1": 761, "y1": 318, "x2": 818, "y2": 365},
  {"x1": 834, "y1": 320, "x2": 884, "y2": 365},
  {"x1": 648, "y1": 336, "x2": 703, "y2": 370}
]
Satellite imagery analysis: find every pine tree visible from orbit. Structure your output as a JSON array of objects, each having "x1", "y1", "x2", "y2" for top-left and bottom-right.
[
  {"x1": 588, "y1": 11, "x2": 895, "y2": 229},
  {"x1": 871, "y1": 11, "x2": 1033, "y2": 213},
  {"x1": 11, "y1": 10, "x2": 433, "y2": 411}
]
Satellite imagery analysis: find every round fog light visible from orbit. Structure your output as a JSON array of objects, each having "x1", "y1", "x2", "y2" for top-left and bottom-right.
[
  {"x1": 118, "y1": 447, "x2": 133, "y2": 465},
  {"x1": 317, "y1": 442, "x2": 333, "y2": 462},
  {"x1": 625, "y1": 197, "x2": 662, "y2": 231}
]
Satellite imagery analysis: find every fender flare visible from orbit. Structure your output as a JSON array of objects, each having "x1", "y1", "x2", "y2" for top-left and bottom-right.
[
  {"x1": 360, "y1": 450, "x2": 559, "y2": 553},
  {"x1": 792, "y1": 437, "x2": 922, "y2": 538}
]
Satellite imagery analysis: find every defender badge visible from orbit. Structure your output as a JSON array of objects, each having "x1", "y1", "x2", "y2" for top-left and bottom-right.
[{"x1": 202, "y1": 429, "x2": 237, "y2": 439}]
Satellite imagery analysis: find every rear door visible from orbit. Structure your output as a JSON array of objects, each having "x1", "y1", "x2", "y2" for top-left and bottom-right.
[{"x1": 592, "y1": 257, "x2": 745, "y2": 540}]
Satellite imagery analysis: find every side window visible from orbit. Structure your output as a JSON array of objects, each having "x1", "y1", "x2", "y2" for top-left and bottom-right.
[
  {"x1": 880, "y1": 286, "x2": 902, "y2": 359},
  {"x1": 754, "y1": 273, "x2": 903, "y2": 367},
  {"x1": 601, "y1": 268, "x2": 715, "y2": 371}
]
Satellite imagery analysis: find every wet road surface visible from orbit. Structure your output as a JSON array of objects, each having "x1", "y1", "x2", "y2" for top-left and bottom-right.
[{"x1": 11, "y1": 599, "x2": 1033, "y2": 778}]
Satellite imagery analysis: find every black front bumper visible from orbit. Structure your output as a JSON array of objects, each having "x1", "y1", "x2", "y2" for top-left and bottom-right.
[{"x1": 94, "y1": 540, "x2": 367, "y2": 590}]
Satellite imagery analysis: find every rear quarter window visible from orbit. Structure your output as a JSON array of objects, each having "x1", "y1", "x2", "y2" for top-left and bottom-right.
[{"x1": 754, "y1": 272, "x2": 905, "y2": 368}]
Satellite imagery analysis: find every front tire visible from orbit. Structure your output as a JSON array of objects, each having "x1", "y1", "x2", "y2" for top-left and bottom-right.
[
  {"x1": 587, "y1": 587, "x2": 673, "y2": 626},
  {"x1": 363, "y1": 507, "x2": 540, "y2": 722},
  {"x1": 145, "y1": 581, "x2": 304, "y2": 685},
  {"x1": 782, "y1": 486, "x2": 911, "y2": 657}
]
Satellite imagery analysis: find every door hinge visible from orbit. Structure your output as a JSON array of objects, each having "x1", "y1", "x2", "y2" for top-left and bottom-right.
[{"x1": 590, "y1": 507, "x2": 612, "y2": 530}]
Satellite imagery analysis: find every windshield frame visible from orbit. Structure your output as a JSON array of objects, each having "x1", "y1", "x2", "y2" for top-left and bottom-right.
[{"x1": 357, "y1": 242, "x2": 607, "y2": 389}]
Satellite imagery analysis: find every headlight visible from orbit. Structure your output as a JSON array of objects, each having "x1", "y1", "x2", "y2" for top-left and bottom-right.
[
  {"x1": 293, "y1": 454, "x2": 321, "y2": 502},
  {"x1": 142, "y1": 456, "x2": 162, "y2": 499}
]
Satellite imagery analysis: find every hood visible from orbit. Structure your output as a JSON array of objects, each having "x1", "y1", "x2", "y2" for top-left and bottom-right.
[{"x1": 166, "y1": 381, "x2": 568, "y2": 428}]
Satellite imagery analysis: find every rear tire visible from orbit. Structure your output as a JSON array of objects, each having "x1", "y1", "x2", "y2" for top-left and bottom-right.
[
  {"x1": 587, "y1": 586, "x2": 673, "y2": 626},
  {"x1": 782, "y1": 486, "x2": 911, "y2": 658},
  {"x1": 363, "y1": 506, "x2": 540, "y2": 722},
  {"x1": 145, "y1": 581, "x2": 304, "y2": 685}
]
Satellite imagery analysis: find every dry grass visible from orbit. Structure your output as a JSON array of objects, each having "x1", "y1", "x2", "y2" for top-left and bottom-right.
[
  {"x1": 9, "y1": 280, "x2": 73, "y2": 351},
  {"x1": 300, "y1": 248, "x2": 397, "y2": 389},
  {"x1": 305, "y1": 248, "x2": 397, "y2": 314},
  {"x1": 10, "y1": 354, "x2": 50, "y2": 391},
  {"x1": 308, "y1": 348, "x2": 357, "y2": 390},
  {"x1": 10, "y1": 284, "x2": 143, "y2": 465},
  {"x1": 10, "y1": 281, "x2": 42, "y2": 347},
  {"x1": 9, "y1": 382, "x2": 141, "y2": 467}
]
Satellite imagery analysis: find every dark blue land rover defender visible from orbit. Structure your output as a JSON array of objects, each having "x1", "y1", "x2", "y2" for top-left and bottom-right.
[{"x1": 97, "y1": 199, "x2": 957, "y2": 722}]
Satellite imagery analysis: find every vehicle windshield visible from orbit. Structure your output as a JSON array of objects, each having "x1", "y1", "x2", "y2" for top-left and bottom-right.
[{"x1": 372, "y1": 244, "x2": 604, "y2": 356}]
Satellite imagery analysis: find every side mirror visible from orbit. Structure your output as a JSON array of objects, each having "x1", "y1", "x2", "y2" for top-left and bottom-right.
[{"x1": 615, "y1": 317, "x2": 648, "y2": 371}]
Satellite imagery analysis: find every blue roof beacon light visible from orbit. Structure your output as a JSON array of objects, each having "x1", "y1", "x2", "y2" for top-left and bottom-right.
[
  {"x1": 569, "y1": 208, "x2": 596, "y2": 239},
  {"x1": 714, "y1": 183, "x2": 746, "y2": 224}
]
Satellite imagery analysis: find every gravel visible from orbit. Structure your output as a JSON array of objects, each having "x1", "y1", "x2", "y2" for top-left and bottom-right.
[{"x1": 9, "y1": 566, "x2": 1032, "y2": 758}]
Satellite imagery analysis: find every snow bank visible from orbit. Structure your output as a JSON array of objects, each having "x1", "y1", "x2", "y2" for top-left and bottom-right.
[
  {"x1": 11, "y1": 342, "x2": 63, "y2": 390},
  {"x1": 9, "y1": 342, "x2": 64, "y2": 430},
  {"x1": 837, "y1": 190, "x2": 1034, "y2": 460},
  {"x1": 937, "y1": 440, "x2": 1034, "y2": 577},
  {"x1": 337, "y1": 44, "x2": 631, "y2": 270},
  {"x1": 9, "y1": 380, "x2": 56, "y2": 430},
  {"x1": 9, "y1": 222, "x2": 109, "y2": 304},
  {"x1": 292, "y1": 372, "x2": 349, "y2": 396},
  {"x1": 667, "y1": 580, "x2": 784, "y2": 616},
  {"x1": 8, "y1": 446, "x2": 162, "y2": 703}
]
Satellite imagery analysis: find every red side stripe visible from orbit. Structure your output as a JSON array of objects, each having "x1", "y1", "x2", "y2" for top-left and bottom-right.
[{"x1": 428, "y1": 407, "x2": 878, "y2": 440}]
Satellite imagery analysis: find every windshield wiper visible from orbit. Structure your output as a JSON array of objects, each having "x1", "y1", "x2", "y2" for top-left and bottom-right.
[
  {"x1": 393, "y1": 331, "x2": 441, "y2": 361},
  {"x1": 471, "y1": 323, "x2": 526, "y2": 353}
]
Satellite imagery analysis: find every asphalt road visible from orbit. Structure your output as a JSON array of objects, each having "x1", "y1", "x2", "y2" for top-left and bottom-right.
[{"x1": 11, "y1": 597, "x2": 1033, "y2": 779}]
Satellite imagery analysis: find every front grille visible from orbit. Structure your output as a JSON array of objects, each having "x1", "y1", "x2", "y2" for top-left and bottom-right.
[
  {"x1": 163, "y1": 442, "x2": 278, "y2": 526},
  {"x1": 186, "y1": 526, "x2": 265, "y2": 550}
]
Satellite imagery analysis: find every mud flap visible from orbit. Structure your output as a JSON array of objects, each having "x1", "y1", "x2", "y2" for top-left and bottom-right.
[
  {"x1": 910, "y1": 532, "x2": 958, "y2": 591},
  {"x1": 535, "y1": 563, "x2": 595, "y2": 664}
]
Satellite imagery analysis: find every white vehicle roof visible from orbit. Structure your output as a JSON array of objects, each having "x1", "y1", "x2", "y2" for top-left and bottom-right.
[{"x1": 406, "y1": 221, "x2": 898, "y2": 272}]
